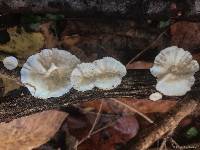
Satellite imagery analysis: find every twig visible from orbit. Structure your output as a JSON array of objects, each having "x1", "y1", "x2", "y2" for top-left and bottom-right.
[
  {"x1": 111, "y1": 98, "x2": 154, "y2": 124},
  {"x1": 158, "y1": 129, "x2": 175, "y2": 150},
  {"x1": 75, "y1": 100, "x2": 103, "y2": 149},
  {"x1": 126, "y1": 30, "x2": 167, "y2": 67},
  {"x1": 169, "y1": 138, "x2": 200, "y2": 149},
  {"x1": 1, "y1": 64, "x2": 167, "y2": 123},
  {"x1": 74, "y1": 119, "x2": 119, "y2": 149},
  {"x1": 125, "y1": 96, "x2": 199, "y2": 150},
  {"x1": 159, "y1": 137, "x2": 168, "y2": 150},
  {"x1": 91, "y1": 119, "x2": 118, "y2": 135},
  {"x1": 88, "y1": 100, "x2": 103, "y2": 136}
]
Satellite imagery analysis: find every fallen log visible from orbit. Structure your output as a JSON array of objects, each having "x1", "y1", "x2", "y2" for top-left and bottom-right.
[
  {"x1": 0, "y1": 62, "x2": 200, "y2": 123},
  {"x1": 1, "y1": 0, "x2": 200, "y2": 21},
  {"x1": 1, "y1": 61, "x2": 200, "y2": 150}
]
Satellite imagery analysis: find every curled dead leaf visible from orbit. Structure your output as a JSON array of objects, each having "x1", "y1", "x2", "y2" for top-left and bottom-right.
[
  {"x1": 0, "y1": 110, "x2": 67, "y2": 150},
  {"x1": 66, "y1": 108, "x2": 139, "y2": 150},
  {"x1": 0, "y1": 27, "x2": 44, "y2": 58}
]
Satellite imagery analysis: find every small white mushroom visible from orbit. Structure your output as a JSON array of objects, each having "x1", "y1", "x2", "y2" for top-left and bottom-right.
[
  {"x1": 70, "y1": 57, "x2": 127, "y2": 91},
  {"x1": 149, "y1": 92, "x2": 162, "y2": 101},
  {"x1": 3, "y1": 56, "x2": 18, "y2": 70},
  {"x1": 93, "y1": 57, "x2": 127, "y2": 90},
  {"x1": 70, "y1": 63, "x2": 97, "y2": 92},
  {"x1": 150, "y1": 46, "x2": 199, "y2": 96},
  {"x1": 21, "y1": 48, "x2": 80, "y2": 99}
]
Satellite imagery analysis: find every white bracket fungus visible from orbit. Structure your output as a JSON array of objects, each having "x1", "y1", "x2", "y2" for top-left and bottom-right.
[
  {"x1": 70, "y1": 63, "x2": 97, "y2": 91},
  {"x1": 93, "y1": 57, "x2": 127, "y2": 90},
  {"x1": 150, "y1": 46, "x2": 199, "y2": 96},
  {"x1": 149, "y1": 92, "x2": 162, "y2": 101},
  {"x1": 70, "y1": 57, "x2": 127, "y2": 91},
  {"x1": 3, "y1": 56, "x2": 18, "y2": 70},
  {"x1": 20, "y1": 48, "x2": 80, "y2": 99}
]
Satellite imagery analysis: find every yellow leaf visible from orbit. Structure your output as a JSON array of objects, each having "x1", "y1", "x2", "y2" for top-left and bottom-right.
[
  {"x1": 1, "y1": 77, "x2": 20, "y2": 96},
  {"x1": 0, "y1": 27, "x2": 44, "y2": 58}
]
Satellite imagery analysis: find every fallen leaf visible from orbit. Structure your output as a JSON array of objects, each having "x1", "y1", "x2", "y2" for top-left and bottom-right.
[
  {"x1": 66, "y1": 110, "x2": 139, "y2": 150},
  {"x1": 113, "y1": 116, "x2": 139, "y2": 137},
  {"x1": 1, "y1": 77, "x2": 20, "y2": 96},
  {"x1": 62, "y1": 35, "x2": 81, "y2": 48},
  {"x1": 81, "y1": 98, "x2": 176, "y2": 114},
  {"x1": 171, "y1": 21, "x2": 200, "y2": 50},
  {"x1": 0, "y1": 110, "x2": 67, "y2": 150},
  {"x1": 126, "y1": 61, "x2": 153, "y2": 69},
  {"x1": 0, "y1": 27, "x2": 44, "y2": 58}
]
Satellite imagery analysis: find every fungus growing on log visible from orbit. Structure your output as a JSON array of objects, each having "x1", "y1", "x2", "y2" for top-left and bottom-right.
[
  {"x1": 150, "y1": 46, "x2": 199, "y2": 96},
  {"x1": 93, "y1": 57, "x2": 127, "y2": 90},
  {"x1": 70, "y1": 63, "x2": 97, "y2": 92},
  {"x1": 71, "y1": 57, "x2": 127, "y2": 91},
  {"x1": 20, "y1": 48, "x2": 80, "y2": 99},
  {"x1": 149, "y1": 92, "x2": 162, "y2": 101},
  {"x1": 3, "y1": 56, "x2": 18, "y2": 70}
]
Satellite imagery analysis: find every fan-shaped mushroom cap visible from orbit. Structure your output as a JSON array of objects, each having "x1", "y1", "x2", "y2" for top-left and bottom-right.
[
  {"x1": 150, "y1": 46, "x2": 199, "y2": 96},
  {"x1": 93, "y1": 57, "x2": 127, "y2": 90},
  {"x1": 3, "y1": 56, "x2": 18, "y2": 70},
  {"x1": 70, "y1": 57, "x2": 127, "y2": 91},
  {"x1": 70, "y1": 63, "x2": 97, "y2": 92},
  {"x1": 21, "y1": 48, "x2": 80, "y2": 99}
]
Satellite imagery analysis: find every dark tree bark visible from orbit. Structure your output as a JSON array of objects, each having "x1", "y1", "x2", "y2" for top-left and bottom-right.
[
  {"x1": 1, "y1": 0, "x2": 200, "y2": 21},
  {"x1": 0, "y1": 63, "x2": 158, "y2": 123},
  {"x1": 0, "y1": 61, "x2": 200, "y2": 123}
]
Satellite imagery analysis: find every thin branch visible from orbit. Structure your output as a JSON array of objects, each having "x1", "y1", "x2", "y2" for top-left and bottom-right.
[
  {"x1": 75, "y1": 100, "x2": 103, "y2": 149},
  {"x1": 111, "y1": 98, "x2": 154, "y2": 123},
  {"x1": 0, "y1": 62, "x2": 200, "y2": 123},
  {"x1": 125, "y1": 96, "x2": 199, "y2": 150},
  {"x1": 88, "y1": 100, "x2": 103, "y2": 136},
  {"x1": 126, "y1": 30, "x2": 167, "y2": 67},
  {"x1": 0, "y1": 61, "x2": 162, "y2": 123}
]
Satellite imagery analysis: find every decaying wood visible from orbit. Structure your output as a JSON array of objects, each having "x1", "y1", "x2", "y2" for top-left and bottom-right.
[
  {"x1": 1, "y1": 62, "x2": 200, "y2": 149},
  {"x1": 125, "y1": 96, "x2": 199, "y2": 150},
  {"x1": 1, "y1": 0, "x2": 200, "y2": 21},
  {"x1": 0, "y1": 61, "x2": 200, "y2": 123},
  {"x1": 0, "y1": 61, "x2": 159, "y2": 123}
]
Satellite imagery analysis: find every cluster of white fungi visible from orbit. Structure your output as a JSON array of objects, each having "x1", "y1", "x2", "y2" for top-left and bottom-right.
[{"x1": 3, "y1": 46, "x2": 199, "y2": 100}]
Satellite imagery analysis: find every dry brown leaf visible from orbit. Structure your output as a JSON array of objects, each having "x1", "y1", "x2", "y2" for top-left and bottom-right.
[
  {"x1": 0, "y1": 110, "x2": 67, "y2": 150},
  {"x1": 81, "y1": 99, "x2": 176, "y2": 114},
  {"x1": 40, "y1": 22, "x2": 58, "y2": 48},
  {"x1": 62, "y1": 35, "x2": 81, "y2": 48},
  {"x1": 66, "y1": 111, "x2": 139, "y2": 150},
  {"x1": 126, "y1": 61, "x2": 153, "y2": 69},
  {"x1": 78, "y1": 116, "x2": 139, "y2": 150},
  {"x1": 1, "y1": 77, "x2": 20, "y2": 96},
  {"x1": 0, "y1": 27, "x2": 44, "y2": 58},
  {"x1": 171, "y1": 21, "x2": 200, "y2": 50}
]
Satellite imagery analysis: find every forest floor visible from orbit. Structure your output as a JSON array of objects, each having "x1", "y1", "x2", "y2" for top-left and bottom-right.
[{"x1": 0, "y1": 13, "x2": 200, "y2": 150}]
